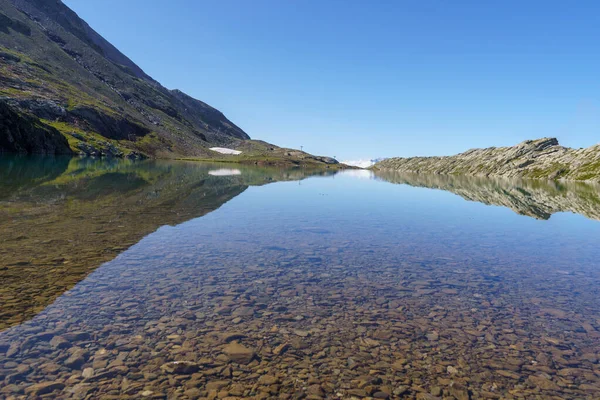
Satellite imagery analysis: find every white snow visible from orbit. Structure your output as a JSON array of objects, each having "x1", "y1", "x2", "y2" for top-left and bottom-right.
[
  {"x1": 342, "y1": 159, "x2": 375, "y2": 168},
  {"x1": 208, "y1": 169, "x2": 242, "y2": 176},
  {"x1": 341, "y1": 158, "x2": 385, "y2": 168},
  {"x1": 210, "y1": 147, "x2": 242, "y2": 155}
]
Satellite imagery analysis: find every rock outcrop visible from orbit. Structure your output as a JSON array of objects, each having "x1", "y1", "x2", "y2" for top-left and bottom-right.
[
  {"x1": 373, "y1": 138, "x2": 600, "y2": 182},
  {"x1": 0, "y1": 101, "x2": 72, "y2": 154}
]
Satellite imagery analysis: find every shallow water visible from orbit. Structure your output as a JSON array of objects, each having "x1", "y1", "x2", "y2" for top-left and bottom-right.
[{"x1": 1, "y1": 157, "x2": 599, "y2": 399}]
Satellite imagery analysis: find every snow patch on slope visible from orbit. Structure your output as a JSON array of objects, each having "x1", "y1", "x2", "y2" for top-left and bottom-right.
[{"x1": 210, "y1": 147, "x2": 242, "y2": 155}]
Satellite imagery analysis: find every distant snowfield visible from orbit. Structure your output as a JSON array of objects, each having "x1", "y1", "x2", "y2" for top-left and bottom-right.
[
  {"x1": 208, "y1": 169, "x2": 242, "y2": 176},
  {"x1": 341, "y1": 159, "x2": 376, "y2": 168},
  {"x1": 342, "y1": 158, "x2": 387, "y2": 168},
  {"x1": 210, "y1": 147, "x2": 242, "y2": 155}
]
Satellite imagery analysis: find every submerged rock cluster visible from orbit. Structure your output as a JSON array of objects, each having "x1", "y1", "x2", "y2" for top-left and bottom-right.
[{"x1": 0, "y1": 226, "x2": 598, "y2": 399}]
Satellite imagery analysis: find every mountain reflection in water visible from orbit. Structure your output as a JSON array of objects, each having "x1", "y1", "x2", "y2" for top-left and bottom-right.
[{"x1": 0, "y1": 156, "x2": 335, "y2": 330}]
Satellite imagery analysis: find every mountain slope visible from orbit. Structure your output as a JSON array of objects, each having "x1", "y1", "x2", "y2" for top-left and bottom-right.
[
  {"x1": 0, "y1": 0, "x2": 253, "y2": 157},
  {"x1": 373, "y1": 138, "x2": 600, "y2": 182}
]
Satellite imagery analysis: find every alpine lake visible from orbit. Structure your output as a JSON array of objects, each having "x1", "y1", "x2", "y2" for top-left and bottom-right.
[{"x1": 1, "y1": 156, "x2": 599, "y2": 400}]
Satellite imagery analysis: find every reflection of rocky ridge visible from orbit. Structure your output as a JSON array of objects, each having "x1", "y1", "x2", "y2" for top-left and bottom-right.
[
  {"x1": 0, "y1": 157, "x2": 333, "y2": 330},
  {"x1": 374, "y1": 170, "x2": 600, "y2": 221}
]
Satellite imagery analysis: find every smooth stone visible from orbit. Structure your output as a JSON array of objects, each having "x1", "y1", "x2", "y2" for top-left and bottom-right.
[
  {"x1": 447, "y1": 366, "x2": 459, "y2": 374},
  {"x1": 258, "y1": 374, "x2": 279, "y2": 385},
  {"x1": 206, "y1": 380, "x2": 230, "y2": 391},
  {"x1": 24, "y1": 382, "x2": 66, "y2": 396},
  {"x1": 221, "y1": 332, "x2": 247, "y2": 343},
  {"x1": 65, "y1": 347, "x2": 89, "y2": 369},
  {"x1": 223, "y1": 342, "x2": 255, "y2": 364},
  {"x1": 160, "y1": 361, "x2": 200, "y2": 374},
  {"x1": 528, "y1": 375, "x2": 560, "y2": 391},
  {"x1": 50, "y1": 335, "x2": 71, "y2": 349},
  {"x1": 82, "y1": 367, "x2": 95, "y2": 379}
]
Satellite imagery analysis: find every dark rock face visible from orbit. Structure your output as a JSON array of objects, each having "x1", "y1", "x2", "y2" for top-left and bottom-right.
[
  {"x1": 312, "y1": 155, "x2": 339, "y2": 165},
  {"x1": 2, "y1": 98, "x2": 67, "y2": 120},
  {"x1": 68, "y1": 107, "x2": 150, "y2": 141},
  {"x1": 0, "y1": 102, "x2": 73, "y2": 154}
]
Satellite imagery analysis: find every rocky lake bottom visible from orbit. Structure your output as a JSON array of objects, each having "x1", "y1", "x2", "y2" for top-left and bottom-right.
[{"x1": 1, "y1": 157, "x2": 600, "y2": 399}]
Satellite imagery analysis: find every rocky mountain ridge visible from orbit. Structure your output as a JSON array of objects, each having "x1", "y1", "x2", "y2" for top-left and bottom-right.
[
  {"x1": 373, "y1": 138, "x2": 600, "y2": 182},
  {"x1": 0, "y1": 0, "x2": 250, "y2": 157},
  {"x1": 0, "y1": 0, "x2": 339, "y2": 166}
]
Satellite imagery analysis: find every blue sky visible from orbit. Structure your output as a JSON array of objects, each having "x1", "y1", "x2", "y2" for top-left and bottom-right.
[{"x1": 64, "y1": 0, "x2": 600, "y2": 160}]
